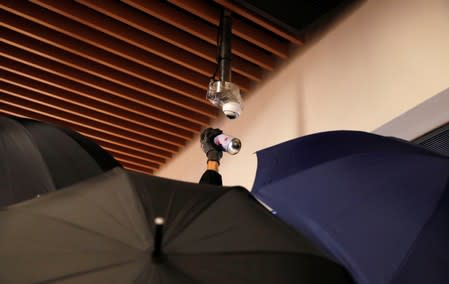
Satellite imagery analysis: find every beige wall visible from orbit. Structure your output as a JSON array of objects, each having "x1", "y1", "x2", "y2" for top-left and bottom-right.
[{"x1": 157, "y1": 0, "x2": 449, "y2": 189}]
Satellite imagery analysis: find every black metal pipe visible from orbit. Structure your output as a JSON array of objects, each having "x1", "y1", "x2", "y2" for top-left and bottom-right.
[{"x1": 219, "y1": 9, "x2": 232, "y2": 82}]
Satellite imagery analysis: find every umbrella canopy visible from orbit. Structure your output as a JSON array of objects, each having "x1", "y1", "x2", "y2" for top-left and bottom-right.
[
  {"x1": 0, "y1": 167, "x2": 353, "y2": 284},
  {"x1": 252, "y1": 131, "x2": 449, "y2": 284},
  {"x1": 0, "y1": 115, "x2": 121, "y2": 206}
]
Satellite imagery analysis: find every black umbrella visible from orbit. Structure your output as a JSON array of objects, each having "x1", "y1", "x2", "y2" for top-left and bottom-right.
[
  {"x1": 0, "y1": 115, "x2": 121, "y2": 206},
  {"x1": 0, "y1": 167, "x2": 353, "y2": 283}
]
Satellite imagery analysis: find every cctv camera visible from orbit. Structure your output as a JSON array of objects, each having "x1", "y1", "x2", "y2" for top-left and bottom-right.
[
  {"x1": 206, "y1": 80, "x2": 243, "y2": 119},
  {"x1": 222, "y1": 101, "x2": 241, "y2": 119}
]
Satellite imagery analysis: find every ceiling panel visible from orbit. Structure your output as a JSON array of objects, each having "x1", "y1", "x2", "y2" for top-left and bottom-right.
[{"x1": 1, "y1": 0, "x2": 354, "y2": 175}]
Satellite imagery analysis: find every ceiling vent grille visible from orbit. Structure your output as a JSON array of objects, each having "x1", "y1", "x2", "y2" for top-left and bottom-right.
[{"x1": 413, "y1": 123, "x2": 449, "y2": 157}]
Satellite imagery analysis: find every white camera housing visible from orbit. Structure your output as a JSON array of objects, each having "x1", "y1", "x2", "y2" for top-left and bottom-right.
[
  {"x1": 222, "y1": 101, "x2": 242, "y2": 119},
  {"x1": 206, "y1": 80, "x2": 243, "y2": 119}
]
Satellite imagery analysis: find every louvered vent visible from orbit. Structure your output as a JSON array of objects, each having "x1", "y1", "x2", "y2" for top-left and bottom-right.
[{"x1": 413, "y1": 123, "x2": 449, "y2": 157}]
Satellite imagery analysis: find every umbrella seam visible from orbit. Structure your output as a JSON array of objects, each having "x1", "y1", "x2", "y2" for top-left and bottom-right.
[
  {"x1": 164, "y1": 189, "x2": 177, "y2": 229},
  {"x1": 20, "y1": 211, "x2": 146, "y2": 251},
  {"x1": 115, "y1": 171, "x2": 152, "y2": 246},
  {"x1": 388, "y1": 171, "x2": 449, "y2": 283},
  {"x1": 1, "y1": 117, "x2": 56, "y2": 193},
  {"x1": 132, "y1": 258, "x2": 152, "y2": 284},
  {"x1": 164, "y1": 251, "x2": 337, "y2": 258},
  {"x1": 253, "y1": 149, "x2": 449, "y2": 191},
  {"x1": 164, "y1": 189, "x2": 242, "y2": 245},
  {"x1": 59, "y1": 125, "x2": 121, "y2": 171},
  {"x1": 130, "y1": 173, "x2": 157, "y2": 234},
  {"x1": 36, "y1": 258, "x2": 140, "y2": 283}
]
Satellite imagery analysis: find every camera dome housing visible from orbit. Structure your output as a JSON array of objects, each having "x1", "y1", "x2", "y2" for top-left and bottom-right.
[
  {"x1": 222, "y1": 101, "x2": 241, "y2": 119},
  {"x1": 206, "y1": 80, "x2": 243, "y2": 119}
]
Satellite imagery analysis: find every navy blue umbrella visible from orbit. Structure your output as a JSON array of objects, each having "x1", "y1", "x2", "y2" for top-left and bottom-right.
[{"x1": 252, "y1": 131, "x2": 449, "y2": 284}]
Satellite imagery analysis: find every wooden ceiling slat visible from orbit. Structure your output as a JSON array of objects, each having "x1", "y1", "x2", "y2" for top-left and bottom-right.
[
  {"x1": 2, "y1": 82, "x2": 187, "y2": 147},
  {"x1": 0, "y1": 70, "x2": 200, "y2": 139},
  {"x1": 0, "y1": 21, "x2": 213, "y2": 102},
  {"x1": 117, "y1": 159, "x2": 157, "y2": 171},
  {"x1": 0, "y1": 4, "x2": 249, "y2": 102},
  {"x1": 167, "y1": 0, "x2": 289, "y2": 58},
  {"x1": 0, "y1": 31, "x2": 208, "y2": 132},
  {"x1": 25, "y1": 1, "x2": 256, "y2": 93},
  {"x1": 120, "y1": 0, "x2": 283, "y2": 64},
  {"x1": 26, "y1": 1, "x2": 243, "y2": 92},
  {"x1": 232, "y1": 18, "x2": 289, "y2": 58},
  {"x1": 74, "y1": 0, "x2": 273, "y2": 74},
  {"x1": 0, "y1": 0, "x2": 312, "y2": 174},
  {"x1": 93, "y1": 144, "x2": 161, "y2": 170},
  {"x1": 34, "y1": 1, "x2": 262, "y2": 86},
  {"x1": 97, "y1": 141, "x2": 165, "y2": 165},
  {"x1": 0, "y1": 33, "x2": 212, "y2": 105},
  {"x1": 0, "y1": 24, "x2": 224, "y2": 120},
  {"x1": 118, "y1": 161, "x2": 154, "y2": 175},
  {"x1": 0, "y1": 53, "x2": 214, "y2": 126},
  {"x1": 85, "y1": 135, "x2": 169, "y2": 163},
  {"x1": 1, "y1": 71, "x2": 193, "y2": 141},
  {"x1": 79, "y1": 135, "x2": 169, "y2": 162},
  {"x1": 1, "y1": 106, "x2": 173, "y2": 160},
  {"x1": 72, "y1": 130, "x2": 171, "y2": 162},
  {"x1": 112, "y1": 158, "x2": 154, "y2": 175},
  {"x1": 111, "y1": 152, "x2": 160, "y2": 170},
  {"x1": 3, "y1": 95, "x2": 178, "y2": 157},
  {"x1": 0, "y1": 2, "x2": 242, "y2": 96},
  {"x1": 3, "y1": 93, "x2": 180, "y2": 153},
  {"x1": 1, "y1": 27, "x2": 216, "y2": 110},
  {"x1": 213, "y1": 0, "x2": 305, "y2": 46},
  {"x1": 1, "y1": 107, "x2": 158, "y2": 174},
  {"x1": 109, "y1": 155, "x2": 159, "y2": 171}
]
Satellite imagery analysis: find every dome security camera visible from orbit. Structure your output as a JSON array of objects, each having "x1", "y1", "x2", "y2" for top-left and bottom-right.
[
  {"x1": 206, "y1": 81, "x2": 243, "y2": 119},
  {"x1": 222, "y1": 101, "x2": 241, "y2": 119}
]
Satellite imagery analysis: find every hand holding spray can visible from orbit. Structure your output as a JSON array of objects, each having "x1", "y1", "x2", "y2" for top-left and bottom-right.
[{"x1": 213, "y1": 133, "x2": 241, "y2": 155}]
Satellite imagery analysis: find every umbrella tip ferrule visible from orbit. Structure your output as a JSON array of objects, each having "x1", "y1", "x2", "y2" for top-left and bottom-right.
[{"x1": 154, "y1": 217, "x2": 165, "y2": 225}]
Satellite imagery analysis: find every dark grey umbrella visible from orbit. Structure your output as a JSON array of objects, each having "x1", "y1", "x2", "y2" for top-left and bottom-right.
[
  {"x1": 0, "y1": 115, "x2": 121, "y2": 206},
  {"x1": 0, "y1": 167, "x2": 353, "y2": 284}
]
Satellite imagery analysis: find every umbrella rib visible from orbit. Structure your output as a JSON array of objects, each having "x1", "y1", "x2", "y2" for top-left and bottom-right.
[
  {"x1": 110, "y1": 175, "x2": 151, "y2": 243},
  {"x1": 165, "y1": 252, "x2": 341, "y2": 284},
  {"x1": 167, "y1": 251, "x2": 330, "y2": 257},
  {"x1": 160, "y1": 260, "x2": 204, "y2": 284},
  {"x1": 133, "y1": 259, "x2": 153, "y2": 284},
  {"x1": 388, "y1": 172, "x2": 449, "y2": 283},
  {"x1": 37, "y1": 258, "x2": 139, "y2": 283},
  {"x1": 172, "y1": 225, "x2": 237, "y2": 245},
  {"x1": 86, "y1": 198, "x2": 150, "y2": 247},
  {"x1": 25, "y1": 211, "x2": 145, "y2": 251},
  {"x1": 165, "y1": 190, "x2": 232, "y2": 244},
  {"x1": 2, "y1": 117, "x2": 57, "y2": 192},
  {"x1": 164, "y1": 190, "x2": 176, "y2": 227},
  {"x1": 67, "y1": 170, "x2": 151, "y2": 246},
  {"x1": 255, "y1": 149, "x2": 447, "y2": 189},
  {"x1": 80, "y1": 191, "x2": 135, "y2": 233},
  {"x1": 132, "y1": 176, "x2": 157, "y2": 239}
]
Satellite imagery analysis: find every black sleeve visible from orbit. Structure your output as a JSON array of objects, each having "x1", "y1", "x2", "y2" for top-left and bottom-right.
[{"x1": 199, "y1": 170, "x2": 223, "y2": 186}]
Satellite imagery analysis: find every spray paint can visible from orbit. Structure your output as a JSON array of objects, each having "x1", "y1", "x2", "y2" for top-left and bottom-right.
[{"x1": 213, "y1": 133, "x2": 242, "y2": 155}]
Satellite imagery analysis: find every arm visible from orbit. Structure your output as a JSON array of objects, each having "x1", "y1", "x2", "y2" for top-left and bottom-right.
[
  {"x1": 199, "y1": 128, "x2": 223, "y2": 186},
  {"x1": 206, "y1": 160, "x2": 220, "y2": 172}
]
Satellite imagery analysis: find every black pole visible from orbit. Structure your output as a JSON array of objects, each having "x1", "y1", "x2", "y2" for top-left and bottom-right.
[
  {"x1": 219, "y1": 8, "x2": 232, "y2": 82},
  {"x1": 152, "y1": 217, "x2": 164, "y2": 261}
]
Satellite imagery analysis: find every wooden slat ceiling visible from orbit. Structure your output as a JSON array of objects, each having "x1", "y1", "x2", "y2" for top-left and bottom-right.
[{"x1": 1, "y1": 0, "x2": 307, "y2": 175}]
